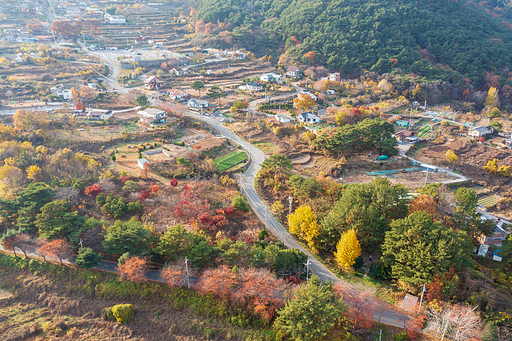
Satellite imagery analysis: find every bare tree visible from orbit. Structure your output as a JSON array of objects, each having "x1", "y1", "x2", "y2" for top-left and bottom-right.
[
  {"x1": 13, "y1": 234, "x2": 32, "y2": 258},
  {"x1": 425, "y1": 304, "x2": 484, "y2": 341}
]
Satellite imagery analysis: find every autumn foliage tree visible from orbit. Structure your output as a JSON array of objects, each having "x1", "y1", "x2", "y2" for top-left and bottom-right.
[
  {"x1": 117, "y1": 256, "x2": 148, "y2": 283},
  {"x1": 141, "y1": 162, "x2": 151, "y2": 179},
  {"x1": 39, "y1": 239, "x2": 74, "y2": 265},
  {"x1": 293, "y1": 93, "x2": 316, "y2": 112},
  {"x1": 288, "y1": 205, "x2": 320, "y2": 252},
  {"x1": 409, "y1": 194, "x2": 437, "y2": 218},
  {"x1": 334, "y1": 282, "x2": 374, "y2": 329},
  {"x1": 334, "y1": 229, "x2": 361, "y2": 271}
]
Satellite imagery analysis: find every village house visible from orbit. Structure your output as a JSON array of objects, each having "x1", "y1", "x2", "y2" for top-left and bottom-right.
[
  {"x1": 166, "y1": 89, "x2": 189, "y2": 101},
  {"x1": 298, "y1": 112, "x2": 320, "y2": 124},
  {"x1": 138, "y1": 108, "x2": 167, "y2": 125},
  {"x1": 275, "y1": 114, "x2": 292, "y2": 123},
  {"x1": 287, "y1": 66, "x2": 302, "y2": 78},
  {"x1": 187, "y1": 99, "x2": 209, "y2": 110},
  {"x1": 329, "y1": 72, "x2": 341, "y2": 82},
  {"x1": 144, "y1": 76, "x2": 165, "y2": 90},
  {"x1": 395, "y1": 130, "x2": 417, "y2": 143},
  {"x1": 468, "y1": 126, "x2": 494, "y2": 138},
  {"x1": 170, "y1": 67, "x2": 189, "y2": 76},
  {"x1": 86, "y1": 109, "x2": 113, "y2": 120},
  {"x1": 479, "y1": 223, "x2": 510, "y2": 248},
  {"x1": 105, "y1": 13, "x2": 126, "y2": 24},
  {"x1": 260, "y1": 73, "x2": 283, "y2": 84}
]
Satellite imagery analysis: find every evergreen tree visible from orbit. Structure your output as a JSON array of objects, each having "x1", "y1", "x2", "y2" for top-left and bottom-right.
[
  {"x1": 103, "y1": 218, "x2": 155, "y2": 256},
  {"x1": 16, "y1": 182, "x2": 55, "y2": 231},
  {"x1": 36, "y1": 199, "x2": 85, "y2": 239},
  {"x1": 321, "y1": 177, "x2": 408, "y2": 252},
  {"x1": 274, "y1": 275, "x2": 347, "y2": 340},
  {"x1": 382, "y1": 211, "x2": 472, "y2": 287},
  {"x1": 76, "y1": 247, "x2": 102, "y2": 269}
]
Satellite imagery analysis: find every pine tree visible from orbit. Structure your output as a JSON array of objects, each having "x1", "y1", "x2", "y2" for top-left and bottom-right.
[
  {"x1": 334, "y1": 229, "x2": 361, "y2": 270},
  {"x1": 274, "y1": 275, "x2": 347, "y2": 340},
  {"x1": 287, "y1": 205, "x2": 320, "y2": 253}
]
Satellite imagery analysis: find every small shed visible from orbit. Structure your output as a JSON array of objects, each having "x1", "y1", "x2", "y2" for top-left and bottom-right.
[
  {"x1": 138, "y1": 158, "x2": 150, "y2": 170},
  {"x1": 377, "y1": 155, "x2": 389, "y2": 161}
]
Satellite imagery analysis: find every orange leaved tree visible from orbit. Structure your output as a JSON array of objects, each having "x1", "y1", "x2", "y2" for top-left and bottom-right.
[
  {"x1": 117, "y1": 256, "x2": 148, "y2": 283},
  {"x1": 39, "y1": 239, "x2": 74, "y2": 265}
]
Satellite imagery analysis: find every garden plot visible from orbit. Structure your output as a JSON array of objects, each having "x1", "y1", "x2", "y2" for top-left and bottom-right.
[
  {"x1": 214, "y1": 150, "x2": 248, "y2": 171},
  {"x1": 478, "y1": 194, "x2": 503, "y2": 207}
]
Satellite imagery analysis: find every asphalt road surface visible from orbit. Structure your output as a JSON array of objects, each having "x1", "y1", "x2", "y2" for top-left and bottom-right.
[{"x1": 184, "y1": 110, "x2": 410, "y2": 328}]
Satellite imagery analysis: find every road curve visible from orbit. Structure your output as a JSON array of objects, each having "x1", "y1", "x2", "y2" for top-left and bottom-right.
[{"x1": 185, "y1": 111, "x2": 409, "y2": 328}]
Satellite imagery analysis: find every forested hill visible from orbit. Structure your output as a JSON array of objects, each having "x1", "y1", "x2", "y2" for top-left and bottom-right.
[{"x1": 192, "y1": 0, "x2": 512, "y2": 83}]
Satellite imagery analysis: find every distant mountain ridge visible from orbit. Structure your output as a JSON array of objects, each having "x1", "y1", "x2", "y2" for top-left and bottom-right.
[{"x1": 192, "y1": 0, "x2": 512, "y2": 83}]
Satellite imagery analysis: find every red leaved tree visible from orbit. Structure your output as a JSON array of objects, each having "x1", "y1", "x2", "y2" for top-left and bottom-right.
[
  {"x1": 170, "y1": 178, "x2": 178, "y2": 188},
  {"x1": 117, "y1": 256, "x2": 148, "y2": 283},
  {"x1": 84, "y1": 183, "x2": 102, "y2": 198},
  {"x1": 1, "y1": 232, "x2": 17, "y2": 256},
  {"x1": 120, "y1": 175, "x2": 132, "y2": 184},
  {"x1": 162, "y1": 259, "x2": 196, "y2": 288},
  {"x1": 196, "y1": 265, "x2": 238, "y2": 299},
  {"x1": 13, "y1": 233, "x2": 32, "y2": 258},
  {"x1": 334, "y1": 282, "x2": 375, "y2": 329},
  {"x1": 405, "y1": 309, "x2": 427, "y2": 340},
  {"x1": 151, "y1": 185, "x2": 159, "y2": 193},
  {"x1": 235, "y1": 267, "x2": 292, "y2": 322},
  {"x1": 39, "y1": 239, "x2": 74, "y2": 265},
  {"x1": 138, "y1": 190, "x2": 151, "y2": 202}
]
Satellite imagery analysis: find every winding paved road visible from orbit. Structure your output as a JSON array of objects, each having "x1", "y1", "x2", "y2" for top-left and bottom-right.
[{"x1": 184, "y1": 111, "x2": 410, "y2": 328}]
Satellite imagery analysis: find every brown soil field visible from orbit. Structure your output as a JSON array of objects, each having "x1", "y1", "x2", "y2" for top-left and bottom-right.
[{"x1": 415, "y1": 140, "x2": 512, "y2": 194}]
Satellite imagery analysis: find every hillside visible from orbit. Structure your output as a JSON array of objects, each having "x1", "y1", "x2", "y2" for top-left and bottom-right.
[{"x1": 192, "y1": 0, "x2": 512, "y2": 83}]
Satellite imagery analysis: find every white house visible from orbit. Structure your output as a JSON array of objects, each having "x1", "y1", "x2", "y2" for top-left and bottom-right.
[
  {"x1": 188, "y1": 99, "x2": 209, "y2": 110},
  {"x1": 469, "y1": 126, "x2": 494, "y2": 138},
  {"x1": 260, "y1": 73, "x2": 283, "y2": 84},
  {"x1": 138, "y1": 108, "x2": 168, "y2": 125},
  {"x1": 104, "y1": 13, "x2": 126, "y2": 23},
  {"x1": 275, "y1": 114, "x2": 291, "y2": 123},
  {"x1": 298, "y1": 112, "x2": 320, "y2": 124},
  {"x1": 329, "y1": 73, "x2": 341, "y2": 82},
  {"x1": 170, "y1": 67, "x2": 189, "y2": 76},
  {"x1": 287, "y1": 66, "x2": 302, "y2": 78},
  {"x1": 87, "y1": 109, "x2": 113, "y2": 120},
  {"x1": 326, "y1": 89, "x2": 336, "y2": 95},
  {"x1": 166, "y1": 89, "x2": 188, "y2": 101},
  {"x1": 53, "y1": 88, "x2": 71, "y2": 100}
]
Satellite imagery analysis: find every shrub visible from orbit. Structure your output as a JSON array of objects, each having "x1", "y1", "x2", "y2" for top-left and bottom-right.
[
  {"x1": 111, "y1": 304, "x2": 134, "y2": 324},
  {"x1": 231, "y1": 195, "x2": 249, "y2": 212},
  {"x1": 122, "y1": 180, "x2": 139, "y2": 192},
  {"x1": 96, "y1": 194, "x2": 106, "y2": 206},
  {"x1": 258, "y1": 230, "x2": 269, "y2": 240},
  {"x1": 85, "y1": 184, "x2": 102, "y2": 198},
  {"x1": 102, "y1": 307, "x2": 115, "y2": 321}
]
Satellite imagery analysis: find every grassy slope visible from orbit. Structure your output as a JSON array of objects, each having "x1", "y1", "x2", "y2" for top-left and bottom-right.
[{"x1": 0, "y1": 258, "x2": 275, "y2": 341}]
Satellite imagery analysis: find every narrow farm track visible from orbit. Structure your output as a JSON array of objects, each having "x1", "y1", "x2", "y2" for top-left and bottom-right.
[{"x1": 184, "y1": 110, "x2": 410, "y2": 329}]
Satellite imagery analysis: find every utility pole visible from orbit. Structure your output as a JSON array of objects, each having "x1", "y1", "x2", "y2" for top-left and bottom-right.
[
  {"x1": 418, "y1": 283, "x2": 426, "y2": 312},
  {"x1": 304, "y1": 257, "x2": 311, "y2": 281},
  {"x1": 185, "y1": 257, "x2": 190, "y2": 289},
  {"x1": 425, "y1": 168, "x2": 429, "y2": 186}
]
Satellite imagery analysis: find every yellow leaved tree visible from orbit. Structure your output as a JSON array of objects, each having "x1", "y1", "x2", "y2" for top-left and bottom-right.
[
  {"x1": 287, "y1": 205, "x2": 320, "y2": 253},
  {"x1": 445, "y1": 149, "x2": 459, "y2": 170},
  {"x1": 334, "y1": 229, "x2": 361, "y2": 271}
]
